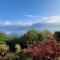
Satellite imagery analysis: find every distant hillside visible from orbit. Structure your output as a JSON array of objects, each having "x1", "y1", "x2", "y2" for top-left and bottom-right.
[{"x1": 0, "y1": 22, "x2": 60, "y2": 35}]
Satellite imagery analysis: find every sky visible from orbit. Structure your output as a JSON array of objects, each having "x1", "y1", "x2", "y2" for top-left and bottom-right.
[{"x1": 0, "y1": 0, "x2": 60, "y2": 25}]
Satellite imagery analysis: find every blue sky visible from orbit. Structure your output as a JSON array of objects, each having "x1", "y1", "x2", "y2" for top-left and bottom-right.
[
  {"x1": 0, "y1": 0, "x2": 60, "y2": 25},
  {"x1": 0, "y1": 0, "x2": 60, "y2": 34}
]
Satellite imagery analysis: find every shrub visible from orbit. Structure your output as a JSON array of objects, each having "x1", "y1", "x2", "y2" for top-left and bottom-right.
[
  {"x1": 24, "y1": 40, "x2": 60, "y2": 60},
  {"x1": 0, "y1": 44, "x2": 9, "y2": 56},
  {"x1": 4, "y1": 53, "x2": 19, "y2": 60},
  {"x1": 53, "y1": 31, "x2": 60, "y2": 42},
  {"x1": 17, "y1": 51, "x2": 27, "y2": 60},
  {"x1": 15, "y1": 44, "x2": 21, "y2": 53}
]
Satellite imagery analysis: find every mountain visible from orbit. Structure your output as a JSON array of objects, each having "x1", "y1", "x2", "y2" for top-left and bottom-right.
[
  {"x1": 31, "y1": 23, "x2": 60, "y2": 32},
  {"x1": 0, "y1": 23, "x2": 60, "y2": 35}
]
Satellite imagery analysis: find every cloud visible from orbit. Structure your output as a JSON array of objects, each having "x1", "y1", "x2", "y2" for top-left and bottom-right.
[
  {"x1": 0, "y1": 21, "x2": 13, "y2": 26},
  {"x1": 0, "y1": 21, "x2": 34, "y2": 26},
  {"x1": 0, "y1": 16, "x2": 60, "y2": 26},
  {"x1": 22, "y1": 12, "x2": 33, "y2": 18},
  {"x1": 0, "y1": 16, "x2": 60, "y2": 35},
  {"x1": 38, "y1": 16, "x2": 60, "y2": 23},
  {"x1": 25, "y1": 14, "x2": 33, "y2": 18}
]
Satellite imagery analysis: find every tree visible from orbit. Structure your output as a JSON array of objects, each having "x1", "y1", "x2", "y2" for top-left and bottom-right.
[
  {"x1": 53, "y1": 31, "x2": 60, "y2": 42},
  {"x1": 0, "y1": 32, "x2": 8, "y2": 44},
  {"x1": 37, "y1": 32, "x2": 44, "y2": 41},
  {"x1": 18, "y1": 34, "x2": 28, "y2": 49},
  {"x1": 19, "y1": 29, "x2": 43, "y2": 48},
  {"x1": 26, "y1": 29, "x2": 38, "y2": 45},
  {"x1": 42, "y1": 30, "x2": 53, "y2": 39},
  {"x1": 6, "y1": 36, "x2": 19, "y2": 52}
]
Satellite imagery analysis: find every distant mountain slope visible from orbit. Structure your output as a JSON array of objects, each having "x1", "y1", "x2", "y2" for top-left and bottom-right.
[
  {"x1": 0, "y1": 23, "x2": 60, "y2": 35},
  {"x1": 31, "y1": 23, "x2": 60, "y2": 31}
]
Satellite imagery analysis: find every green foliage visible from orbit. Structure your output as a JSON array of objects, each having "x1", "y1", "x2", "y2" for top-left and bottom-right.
[
  {"x1": 15, "y1": 44, "x2": 21, "y2": 53},
  {"x1": 6, "y1": 36, "x2": 19, "y2": 52},
  {"x1": 42, "y1": 29, "x2": 53, "y2": 39},
  {"x1": 17, "y1": 51, "x2": 28, "y2": 60},
  {"x1": 19, "y1": 29, "x2": 43, "y2": 48},
  {"x1": 0, "y1": 29, "x2": 60, "y2": 60},
  {"x1": 0, "y1": 32, "x2": 8, "y2": 44},
  {"x1": 53, "y1": 31, "x2": 60, "y2": 42},
  {"x1": 37, "y1": 32, "x2": 44, "y2": 41},
  {"x1": 0, "y1": 44, "x2": 9, "y2": 56},
  {"x1": 26, "y1": 30, "x2": 38, "y2": 45},
  {"x1": 18, "y1": 34, "x2": 28, "y2": 48}
]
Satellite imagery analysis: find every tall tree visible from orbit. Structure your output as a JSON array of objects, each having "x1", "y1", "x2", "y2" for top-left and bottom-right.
[{"x1": 0, "y1": 32, "x2": 8, "y2": 44}]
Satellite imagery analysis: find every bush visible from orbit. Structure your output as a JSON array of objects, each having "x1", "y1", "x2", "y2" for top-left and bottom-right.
[
  {"x1": 15, "y1": 44, "x2": 21, "y2": 53},
  {"x1": 0, "y1": 44, "x2": 9, "y2": 56},
  {"x1": 24, "y1": 40, "x2": 60, "y2": 60},
  {"x1": 53, "y1": 31, "x2": 60, "y2": 42},
  {"x1": 17, "y1": 51, "x2": 28, "y2": 60},
  {"x1": 4, "y1": 53, "x2": 19, "y2": 60},
  {"x1": 6, "y1": 36, "x2": 19, "y2": 52}
]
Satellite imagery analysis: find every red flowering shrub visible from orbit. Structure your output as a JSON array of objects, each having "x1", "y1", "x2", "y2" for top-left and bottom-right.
[{"x1": 24, "y1": 40, "x2": 60, "y2": 60}]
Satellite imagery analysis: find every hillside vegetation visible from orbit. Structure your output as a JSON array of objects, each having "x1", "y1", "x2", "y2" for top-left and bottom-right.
[{"x1": 0, "y1": 29, "x2": 60, "y2": 60}]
